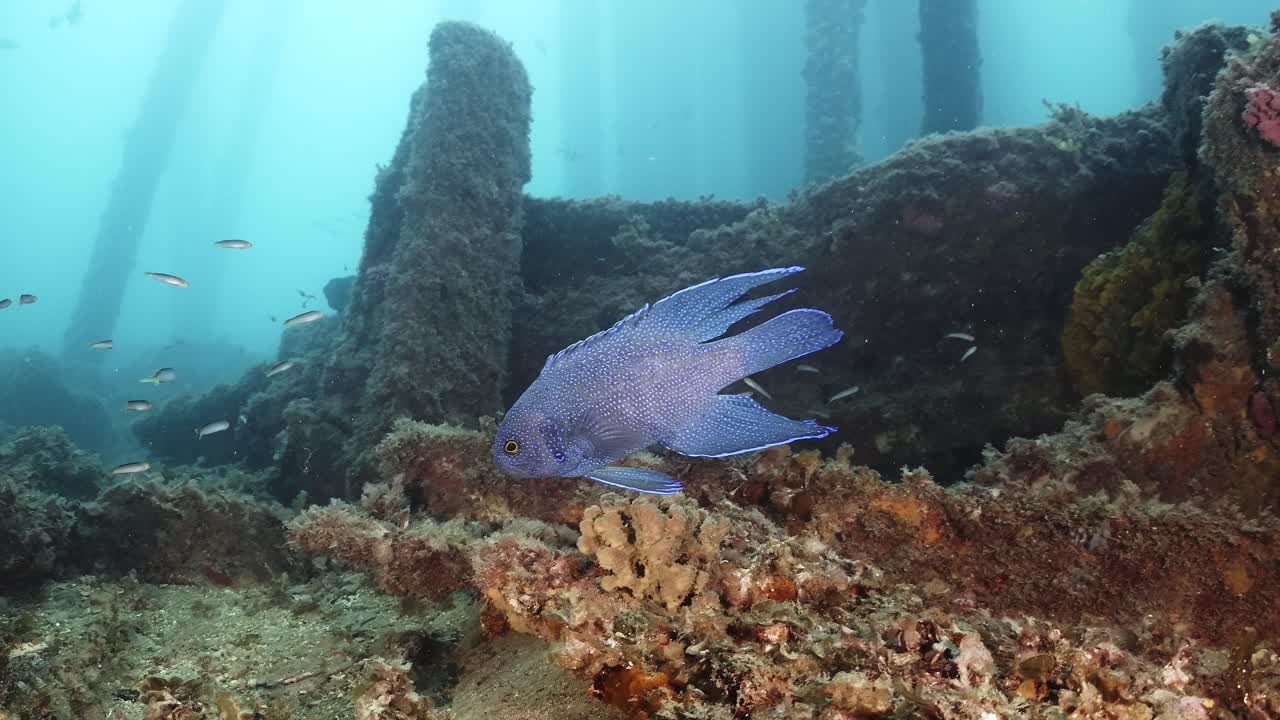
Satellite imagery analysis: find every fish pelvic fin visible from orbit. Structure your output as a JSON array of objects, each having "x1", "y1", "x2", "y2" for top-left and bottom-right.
[{"x1": 586, "y1": 467, "x2": 683, "y2": 495}]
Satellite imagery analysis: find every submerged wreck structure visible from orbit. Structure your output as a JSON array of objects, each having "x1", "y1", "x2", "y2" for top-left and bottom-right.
[{"x1": 3, "y1": 13, "x2": 1280, "y2": 720}]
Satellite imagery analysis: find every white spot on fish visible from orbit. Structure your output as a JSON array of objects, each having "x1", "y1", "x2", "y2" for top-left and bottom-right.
[
  {"x1": 961, "y1": 346, "x2": 977, "y2": 362},
  {"x1": 144, "y1": 272, "x2": 189, "y2": 288},
  {"x1": 827, "y1": 386, "x2": 860, "y2": 404},
  {"x1": 284, "y1": 310, "x2": 323, "y2": 326}
]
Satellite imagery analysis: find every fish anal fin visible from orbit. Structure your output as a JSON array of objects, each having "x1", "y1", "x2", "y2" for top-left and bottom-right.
[{"x1": 665, "y1": 393, "x2": 834, "y2": 458}]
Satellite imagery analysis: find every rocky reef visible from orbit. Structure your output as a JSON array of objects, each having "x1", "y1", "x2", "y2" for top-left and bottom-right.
[{"x1": 6, "y1": 14, "x2": 1280, "y2": 720}]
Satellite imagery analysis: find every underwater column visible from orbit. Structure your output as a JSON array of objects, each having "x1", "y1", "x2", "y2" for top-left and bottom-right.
[
  {"x1": 918, "y1": 0, "x2": 982, "y2": 135},
  {"x1": 60, "y1": 0, "x2": 227, "y2": 359},
  {"x1": 803, "y1": 0, "x2": 867, "y2": 184},
  {"x1": 329, "y1": 22, "x2": 531, "y2": 467}
]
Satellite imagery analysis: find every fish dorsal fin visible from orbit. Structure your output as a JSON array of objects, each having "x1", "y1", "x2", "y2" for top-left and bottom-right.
[
  {"x1": 639, "y1": 267, "x2": 804, "y2": 342},
  {"x1": 539, "y1": 267, "x2": 804, "y2": 373},
  {"x1": 541, "y1": 302, "x2": 652, "y2": 373}
]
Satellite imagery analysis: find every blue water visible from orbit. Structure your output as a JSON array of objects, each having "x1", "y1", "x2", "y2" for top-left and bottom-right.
[{"x1": 0, "y1": 0, "x2": 1271, "y2": 436}]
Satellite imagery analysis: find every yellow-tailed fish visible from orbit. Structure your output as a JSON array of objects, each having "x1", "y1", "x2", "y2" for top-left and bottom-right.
[{"x1": 140, "y1": 367, "x2": 177, "y2": 384}]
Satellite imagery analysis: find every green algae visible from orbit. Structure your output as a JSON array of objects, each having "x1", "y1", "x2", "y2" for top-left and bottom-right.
[{"x1": 1062, "y1": 172, "x2": 1210, "y2": 397}]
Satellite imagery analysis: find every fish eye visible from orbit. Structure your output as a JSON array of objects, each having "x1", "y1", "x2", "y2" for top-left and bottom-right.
[
  {"x1": 503, "y1": 440, "x2": 520, "y2": 455},
  {"x1": 553, "y1": 450, "x2": 565, "y2": 462}
]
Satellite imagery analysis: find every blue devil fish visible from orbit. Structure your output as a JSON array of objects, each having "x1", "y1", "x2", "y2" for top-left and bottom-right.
[{"x1": 492, "y1": 267, "x2": 843, "y2": 495}]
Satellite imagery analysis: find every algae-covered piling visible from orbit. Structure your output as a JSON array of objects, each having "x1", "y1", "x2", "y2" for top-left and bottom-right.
[{"x1": 327, "y1": 22, "x2": 532, "y2": 486}]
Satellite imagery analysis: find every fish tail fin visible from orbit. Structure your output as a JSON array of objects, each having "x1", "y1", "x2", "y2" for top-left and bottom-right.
[
  {"x1": 140, "y1": 377, "x2": 158, "y2": 384},
  {"x1": 715, "y1": 308, "x2": 843, "y2": 381}
]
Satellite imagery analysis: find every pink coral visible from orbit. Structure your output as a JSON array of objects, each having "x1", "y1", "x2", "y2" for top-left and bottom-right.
[{"x1": 1242, "y1": 85, "x2": 1280, "y2": 147}]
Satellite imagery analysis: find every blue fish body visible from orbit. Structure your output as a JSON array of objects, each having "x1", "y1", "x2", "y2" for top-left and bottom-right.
[{"x1": 492, "y1": 267, "x2": 843, "y2": 494}]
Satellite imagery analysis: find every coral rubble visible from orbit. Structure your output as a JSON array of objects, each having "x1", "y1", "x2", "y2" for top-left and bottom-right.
[
  {"x1": 290, "y1": 440, "x2": 1280, "y2": 718},
  {"x1": 326, "y1": 20, "x2": 532, "y2": 490}
]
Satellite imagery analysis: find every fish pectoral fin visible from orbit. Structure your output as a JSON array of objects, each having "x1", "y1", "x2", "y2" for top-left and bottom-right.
[
  {"x1": 586, "y1": 467, "x2": 683, "y2": 495},
  {"x1": 664, "y1": 393, "x2": 834, "y2": 458},
  {"x1": 578, "y1": 408, "x2": 650, "y2": 458}
]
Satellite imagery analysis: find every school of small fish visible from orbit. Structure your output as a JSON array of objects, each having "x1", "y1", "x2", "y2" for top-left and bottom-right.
[{"x1": 3, "y1": 237, "x2": 328, "y2": 479}]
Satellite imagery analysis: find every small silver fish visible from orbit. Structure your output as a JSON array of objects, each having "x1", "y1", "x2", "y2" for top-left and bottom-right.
[
  {"x1": 126, "y1": 400, "x2": 153, "y2": 412},
  {"x1": 961, "y1": 346, "x2": 977, "y2": 362},
  {"x1": 266, "y1": 360, "x2": 295, "y2": 377},
  {"x1": 19, "y1": 294, "x2": 37, "y2": 304},
  {"x1": 140, "y1": 367, "x2": 177, "y2": 384},
  {"x1": 144, "y1": 272, "x2": 189, "y2": 288},
  {"x1": 213, "y1": 239, "x2": 252, "y2": 249},
  {"x1": 284, "y1": 310, "x2": 323, "y2": 326},
  {"x1": 742, "y1": 376, "x2": 773, "y2": 400},
  {"x1": 827, "y1": 386, "x2": 861, "y2": 404},
  {"x1": 795, "y1": 364, "x2": 820, "y2": 374},
  {"x1": 197, "y1": 420, "x2": 231, "y2": 438},
  {"x1": 112, "y1": 461, "x2": 151, "y2": 475},
  {"x1": 945, "y1": 332, "x2": 975, "y2": 342},
  {"x1": 0, "y1": 298, "x2": 10, "y2": 309},
  {"x1": 88, "y1": 339, "x2": 113, "y2": 350}
]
